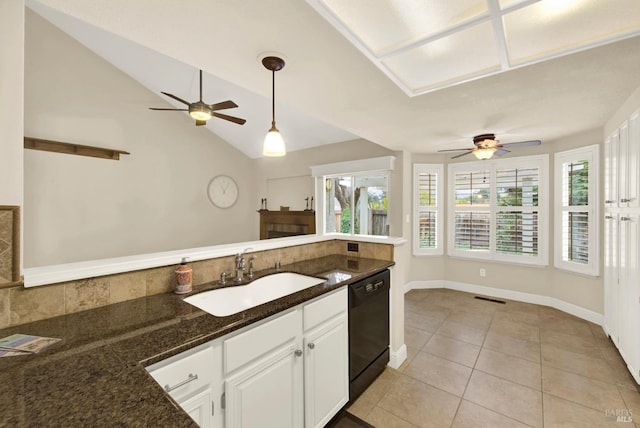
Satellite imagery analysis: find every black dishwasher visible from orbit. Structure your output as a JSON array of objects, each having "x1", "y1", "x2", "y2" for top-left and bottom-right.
[{"x1": 348, "y1": 269, "x2": 390, "y2": 401}]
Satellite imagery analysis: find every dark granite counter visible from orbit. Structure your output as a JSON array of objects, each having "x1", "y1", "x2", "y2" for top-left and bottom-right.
[{"x1": 0, "y1": 255, "x2": 393, "y2": 427}]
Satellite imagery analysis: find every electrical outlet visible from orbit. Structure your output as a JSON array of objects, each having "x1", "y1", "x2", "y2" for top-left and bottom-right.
[
  {"x1": 347, "y1": 242, "x2": 359, "y2": 252},
  {"x1": 480, "y1": 268, "x2": 486, "y2": 277}
]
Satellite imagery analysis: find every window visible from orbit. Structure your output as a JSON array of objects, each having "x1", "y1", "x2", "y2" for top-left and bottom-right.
[
  {"x1": 324, "y1": 174, "x2": 389, "y2": 236},
  {"x1": 413, "y1": 164, "x2": 443, "y2": 255},
  {"x1": 554, "y1": 145, "x2": 599, "y2": 276},
  {"x1": 448, "y1": 155, "x2": 549, "y2": 266},
  {"x1": 311, "y1": 156, "x2": 395, "y2": 237}
]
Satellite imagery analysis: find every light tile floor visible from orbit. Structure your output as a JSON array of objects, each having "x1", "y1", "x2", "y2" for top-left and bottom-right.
[{"x1": 347, "y1": 288, "x2": 640, "y2": 427}]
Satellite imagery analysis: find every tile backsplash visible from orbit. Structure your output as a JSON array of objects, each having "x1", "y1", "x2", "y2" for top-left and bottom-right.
[{"x1": 3, "y1": 240, "x2": 393, "y2": 329}]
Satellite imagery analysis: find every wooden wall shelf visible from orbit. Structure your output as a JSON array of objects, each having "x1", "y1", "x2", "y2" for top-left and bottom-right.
[
  {"x1": 24, "y1": 137, "x2": 130, "y2": 160},
  {"x1": 259, "y1": 210, "x2": 316, "y2": 240}
]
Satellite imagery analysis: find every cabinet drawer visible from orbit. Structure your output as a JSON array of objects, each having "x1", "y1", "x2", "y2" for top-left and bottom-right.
[
  {"x1": 224, "y1": 309, "x2": 301, "y2": 374},
  {"x1": 303, "y1": 287, "x2": 347, "y2": 332},
  {"x1": 147, "y1": 344, "x2": 215, "y2": 401}
]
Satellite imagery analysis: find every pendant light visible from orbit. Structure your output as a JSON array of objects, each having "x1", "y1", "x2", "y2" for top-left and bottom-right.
[{"x1": 262, "y1": 56, "x2": 286, "y2": 157}]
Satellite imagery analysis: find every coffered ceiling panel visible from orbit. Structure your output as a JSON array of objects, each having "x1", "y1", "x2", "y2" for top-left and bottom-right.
[
  {"x1": 382, "y1": 21, "x2": 500, "y2": 91},
  {"x1": 504, "y1": 0, "x2": 640, "y2": 64},
  {"x1": 307, "y1": 0, "x2": 640, "y2": 96}
]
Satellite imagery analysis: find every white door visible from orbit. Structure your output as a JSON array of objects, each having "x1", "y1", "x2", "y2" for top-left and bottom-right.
[
  {"x1": 605, "y1": 131, "x2": 619, "y2": 208},
  {"x1": 617, "y1": 215, "x2": 631, "y2": 355},
  {"x1": 619, "y1": 121, "x2": 630, "y2": 208},
  {"x1": 625, "y1": 214, "x2": 640, "y2": 383},
  {"x1": 181, "y1": 389, "x2": 212, "y2": 428},
  {"x1": 225, "y1": 342, "x2": 303, "y2": 428},
  {"x1": 628, "y1": 110, "x2": 639, "y2": 208},
  {"x1": 304, "y1": 315, "x2": 349, "y2": 428},
  {"x1": 603, "y1": 213, "x2": 618, "y2": 338}
]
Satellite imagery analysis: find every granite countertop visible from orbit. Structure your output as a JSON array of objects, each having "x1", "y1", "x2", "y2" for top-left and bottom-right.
[{"x1": 0, "y1": 255, "x2": 393, "y2": 427}]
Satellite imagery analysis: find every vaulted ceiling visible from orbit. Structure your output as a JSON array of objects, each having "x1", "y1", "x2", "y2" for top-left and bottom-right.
[{"x1": 26, "y1": 0, "x2": 640, "y2": 157}]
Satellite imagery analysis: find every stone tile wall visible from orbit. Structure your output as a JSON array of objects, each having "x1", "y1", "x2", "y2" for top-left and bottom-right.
[{"x1": 1, "y1": 240, "x2": 393, "y2": 329}]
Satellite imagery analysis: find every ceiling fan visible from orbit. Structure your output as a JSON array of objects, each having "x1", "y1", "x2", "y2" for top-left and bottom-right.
[
  {"x1": 149, "y1": 70, "x2": 246, "y2": 127},
  {"x1": 438, "y1": 133, "x2": 541, "y2": 160}
]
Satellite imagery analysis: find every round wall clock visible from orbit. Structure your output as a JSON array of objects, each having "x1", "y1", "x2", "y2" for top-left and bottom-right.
[{"x1": 207, "y1": 175, "x2": 239, "y2": 208}]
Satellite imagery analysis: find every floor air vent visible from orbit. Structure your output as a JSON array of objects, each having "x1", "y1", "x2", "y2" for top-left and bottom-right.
[{"x1": 474, "y1": 296, "x2": 506, "y2": 304}]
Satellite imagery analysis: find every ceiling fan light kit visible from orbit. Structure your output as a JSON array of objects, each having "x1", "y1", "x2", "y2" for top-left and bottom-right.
[
  {"x1": 439, "y1": 133, "x2": 541, "y2": 160},
  {"x1": 262, "y1": 56, "x2": 287, "y2": 157},
  {"x1": 473, "y1": 147, "x2": 496, "y2": 160}
]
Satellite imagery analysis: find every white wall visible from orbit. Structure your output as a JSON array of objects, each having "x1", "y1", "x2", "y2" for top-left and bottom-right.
[
  {"x1": 409, "y1": 130, "x2": 605, "y2": 314},
  {"x1": 0, "y1": 2, "x2": 24, "y2": 205},
  {"x1": 23, "y1": 10, "x2": 256, "y2": 267}
]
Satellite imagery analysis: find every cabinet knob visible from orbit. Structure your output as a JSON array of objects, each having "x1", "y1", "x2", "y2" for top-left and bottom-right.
[
  {"x1": 621, "y1": 198, "x2": 631, "y2": 203},
  {"x1": 605, "y1": 200, "x2": 614, "y2": 203},
  {"x1": 295, "y1": 349, "x2": 303, "y2": 357},
  {"x1": 308, "y1": 343, "x2": 315, "y2": 350},
  {"x1": 605, "y1": 215, "x2": 614, "y2": 219},
  {"x1": 621, "y1": 217, "x2": 631, "y2": 221}
]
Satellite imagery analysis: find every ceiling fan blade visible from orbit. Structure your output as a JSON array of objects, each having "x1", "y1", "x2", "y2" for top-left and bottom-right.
[
  {"x1": 195, "y1": 119, "x2": 207, "y2": 126},
  {"x1": 495, "y1": 148, "x2": 511, "y2": 156},
  {"x1": 438, "y1": 148, "x2": 475, "y2": 152},
  {"x1": 451, "y1": 151, "x2": 473, "y2": 159},
  {"x1": 498, "y1": 140, "x2": 541, "y2": 148},
  {"x1": 212, "y1": 112, "x2": 247, "y2": 125},
  {"x1": 149, "y1": 108, "x2": 188, "y2": 111},
  {"x1": 161, "y1": 91, "x2": 191, "y2": 106},
  {"x1": 209, "y1": 100, "x2": 238, "y2": 111}
]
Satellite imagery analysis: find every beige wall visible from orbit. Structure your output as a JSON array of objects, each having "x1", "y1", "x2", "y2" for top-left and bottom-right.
[
  {"x1": 0, "y1": 1, "x2": 24, "y2": 204},
  {"x1": 409, "y1": 129, "x2": 604, "y2": 314},
  {"x1": 23, "y1": 11, "x2": 256, "y2": 267}
]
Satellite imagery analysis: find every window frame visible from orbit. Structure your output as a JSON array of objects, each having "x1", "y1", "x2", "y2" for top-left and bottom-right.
[
  {"x1": 311, "y1": 156, "x2": 395, "y2": 238},
  {"x1": 447, "y1": 154, "x2": 549, "y2": 267},
  {"x1": 413, "y1": 164, "x2": 444, "y2": 256},
  {"x1": 554, "y1": 144, "x2": 599, "y2": 276}
]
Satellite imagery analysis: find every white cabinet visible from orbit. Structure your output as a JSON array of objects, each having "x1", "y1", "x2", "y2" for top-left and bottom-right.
[
  {"x1": 223, "y1": 287, "x2": 348, "y2": 428},
  {"x1": 147, "y1": 286, "x2": 349, "y2": 427},
  {"x1": 146, "y1": 340, "x2": 224, "y2": 428},
  {"x1": 223, "y1": 309, "x2": 304, "y2": 428},
  {"x1": 182, "y1": 389, "x2": 214, "y2": 428},
  {"x1": 604, "y1": 109, "x2": 640, "y2": 384},
  {"x1": 303, "y1": 287, "x2": 349, "y2": 428}
]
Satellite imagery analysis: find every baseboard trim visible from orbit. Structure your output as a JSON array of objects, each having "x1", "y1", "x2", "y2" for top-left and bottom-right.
[
  {"x1": 405, "y1": 280, "x2": 603, "y2": 325},
  {"x1": 388, "y1": 344, "x2": 407, "y2": 369}
]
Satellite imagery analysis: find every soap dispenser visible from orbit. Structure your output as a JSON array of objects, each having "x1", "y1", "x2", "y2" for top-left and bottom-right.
[{"x1": 174, "y1": 257, "x2": 193, "y2": 294}]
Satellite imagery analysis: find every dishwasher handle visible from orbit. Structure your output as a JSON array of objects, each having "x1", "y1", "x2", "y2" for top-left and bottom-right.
[{"x1": 350, "y1": 278, "x2": 389, "y2": 307}]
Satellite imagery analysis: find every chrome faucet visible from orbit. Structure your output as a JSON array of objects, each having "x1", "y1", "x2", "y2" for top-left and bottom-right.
[
  {"x1": 247, "y1": 256, "x2": 257, "y2": 279},
  {"x1": 234, "y1": 248, "x2": 253, "y2": 283}
]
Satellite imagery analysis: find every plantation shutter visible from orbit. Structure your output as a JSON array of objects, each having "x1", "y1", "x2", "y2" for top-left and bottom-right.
[
  {"x1": 417, "y1": 170, "x2": 437, "y2": 249},
  {"x1": 453, "y1": 170, "x2": 490, "y2": 252},
  {"x1": 495, "y1": 167, "x2": 540, "y2": 256},
  {"x1": 561, "y1": 160, "x2": 590, "y2": 264}
]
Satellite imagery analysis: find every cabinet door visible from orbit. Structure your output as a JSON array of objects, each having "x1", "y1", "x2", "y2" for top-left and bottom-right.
[
  {"x1": 304, "y1": 314, "x2": 349, "y2": 428},
  {"x1": 605, "y1": 131, "x2": 619, "y2": 208},
  {"x1": 617, "y1": 215, "x2": 631, "y2": 353},
  {"x1": 624, "y1": 214, "x2": 640, "y2": 383},
  {"x1": 603, "y1": 213, "x2": 618, "y2": 338},
  {"x1": 225, "y1": 342, "x2": 303, "y2": 428},
  {"x1": 628, "y1": 110, "x2": 640, "y2": 208},
  {"x1": 619, "y1": 121, "x2": 630, "y2": 208},
  {"x1": 181, "y1": 389, "x2": 213, "y2": 428}
]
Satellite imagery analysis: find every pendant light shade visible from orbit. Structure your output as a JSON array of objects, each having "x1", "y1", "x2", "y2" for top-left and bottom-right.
[{"x1": 262, "y1": 56, "x2": 286, "y2": 157}]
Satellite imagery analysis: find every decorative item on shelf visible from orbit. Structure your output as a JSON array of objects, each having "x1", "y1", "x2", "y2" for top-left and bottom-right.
[
  {"x1": 261, "y1": 55, "x2": 286, "y2": 157},
  {"x1": 264, "y1": 198, "x2": 268, "y2": 210},
  {"x1": 305, "y1": 197, "x2": 310, "y2": 210},
  {"x1": 311, "y1": 196, "x2": 314, "y2": 211},
  {"x1": 174, "y1": 257, "x2": 193, "y2": 294},
  {"x1": 260, "y1": 198, "x2": 267, "y2": 211}
]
